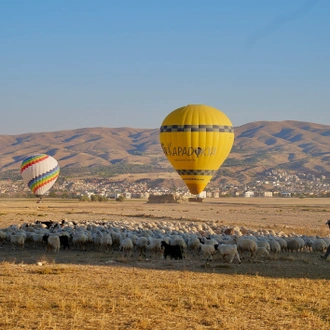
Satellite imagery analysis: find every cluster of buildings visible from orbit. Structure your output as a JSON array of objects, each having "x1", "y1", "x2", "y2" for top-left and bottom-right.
[
  {"x1": 1, "y1": 169, "x2": 330, "y2": 199},
  {"x1": 219, "y1": 169, "x2": 330, "y2": 198}
]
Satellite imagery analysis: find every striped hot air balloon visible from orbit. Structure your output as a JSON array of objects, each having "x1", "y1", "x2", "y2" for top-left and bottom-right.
[
  {"x1": 159, "y1": 104, "x2": 234, "y2": 196},
  {"x1": 20, "y1": 154, "x2": 60, "y2": 201}
]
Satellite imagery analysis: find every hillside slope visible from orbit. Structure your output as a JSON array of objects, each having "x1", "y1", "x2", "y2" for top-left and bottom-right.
[{"x1": 1, "y1": 120, "x2": 330, "y2": 183}]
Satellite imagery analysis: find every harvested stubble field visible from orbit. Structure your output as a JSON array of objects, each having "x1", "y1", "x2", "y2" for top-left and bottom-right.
[{"x1": 1, "y1": 197, "x2": 330, "y2": 330}]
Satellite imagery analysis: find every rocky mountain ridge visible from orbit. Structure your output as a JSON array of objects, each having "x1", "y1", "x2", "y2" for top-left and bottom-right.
[{"x1": 1, "y1": 120, "x2": 330, "y2": 184}]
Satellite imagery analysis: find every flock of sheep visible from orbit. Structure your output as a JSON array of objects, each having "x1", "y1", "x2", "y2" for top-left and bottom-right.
[{"x1": 1, "y1": 217, "x2": 330, "y2": 264}]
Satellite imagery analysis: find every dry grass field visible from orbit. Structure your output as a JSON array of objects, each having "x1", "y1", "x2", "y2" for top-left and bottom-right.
[{"x1": 1, "y1": 197, "x2": 330, "y2": 329}]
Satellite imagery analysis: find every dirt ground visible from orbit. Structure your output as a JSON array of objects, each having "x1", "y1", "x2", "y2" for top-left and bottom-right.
[
  {"x1": 1, "y1": 197, "x2": 330, "y2": 229},
  {"x1": 1, "y1": 197, "x2": 330, "y2": 279}
]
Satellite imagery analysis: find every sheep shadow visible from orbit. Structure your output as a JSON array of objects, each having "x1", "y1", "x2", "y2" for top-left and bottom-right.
[{"x1": 1, "y1": 245, "x2": 330, "y2": 280}]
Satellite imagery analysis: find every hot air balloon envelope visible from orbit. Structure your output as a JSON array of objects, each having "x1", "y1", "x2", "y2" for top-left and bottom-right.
[
  {"x1": 159, "y1": 104, "x2": 234, "y2": 195},
  {"x1": 20, "y1": 154, "x2": 60, "y2": 199}
]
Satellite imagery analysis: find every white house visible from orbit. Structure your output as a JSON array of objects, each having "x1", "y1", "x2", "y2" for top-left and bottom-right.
[{"x1": 244, "y1": 191, "x2": 254, "y2": 198}]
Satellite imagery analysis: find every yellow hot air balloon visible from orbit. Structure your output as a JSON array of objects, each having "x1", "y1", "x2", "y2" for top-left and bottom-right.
[{"x1": 159, "y1": 104, "x2": 234, "y2": 195}]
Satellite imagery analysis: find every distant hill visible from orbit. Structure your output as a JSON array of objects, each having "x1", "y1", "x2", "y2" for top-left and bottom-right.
[
  {"x1": 223, "y1": 120, "x2": 330, "y2": 184},
  {"x1": 1, "y1": 120, "x2": 330, "y2": 184}
]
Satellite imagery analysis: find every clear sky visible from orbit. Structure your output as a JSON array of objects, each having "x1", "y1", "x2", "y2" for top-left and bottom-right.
[{"x1": 1, "y1": 0, "x2": 329, "y2": 135}]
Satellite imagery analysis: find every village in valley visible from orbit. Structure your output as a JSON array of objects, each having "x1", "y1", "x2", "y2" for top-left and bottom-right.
[{"x1": 1, "y1": 168, "x2": 330, "y2": 200}]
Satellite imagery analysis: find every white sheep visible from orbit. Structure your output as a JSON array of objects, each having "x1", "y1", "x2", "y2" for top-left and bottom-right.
[
  {"x1": 220, "y1": 236, "x2": 236, "y2": 245},
  {"x1": 110, "y1": 231, "x2": 122, "y2": 250},
  {"x1": 44, "y1": 234, "x2": 60, "y2": 253},
  {"x1": 136, "y1": 236, "x2": 148, "y2": 257},
  {"x1": 10, "y1": 233, "x2": 25, "y2": 250},
  {"x1": 254, "y1": 247, "x2": 270, "y2": 260},
  {"x1": 170, "y1": 235, "x2": 187, "y2": 250},
  {"x1": 72, "y1": 233, "x2": 88, "y2": 251},
  {"x1": 119, "y1": 237, "x2": 133, "y2": 257},
  {"x1": 269, "y1": 239, "x2": 281, "y2": 254},
  {"x1": 202, "y1": 237, "x2": 219, "y2": 246},
  {"x1": 187, "y1": 236, "x2": 201, "y2": 256},
  {"x1": 129, "y1": 234, "x2": 139, "y2": 247},
  {"x1": 275, "y1": 237, "x2": 287, "y2": 252},
  {"x1": 14, "y1": 229, "x2": 27, "y2": 239},
  {"x1": 93, "y1": 233, "x2": 101, "y2": 251},
  {"x1": 311, "y1": 238, "x2": 327, "y2": 253},
  {"x1": 322, "y1": 237, "x2": 330, "y2": 246},
  {"x1": 100, "y1": 233, "x2": 113, "y2": 253},
  {"x1": 199, "y1": 243, "x2": 218, "y2": 263},
  {"x1": 286, "y1": 237, "x2": 305, "y2": 253},
  {"x1": 93, "y1": 234, "x2": 102, "y2": 251},
  {"x1": 217, "y1": 243, "x2": 241, "y2": 264},
  {"x1": 235, "y1": 237, "x2": 257, "y2": 261},
  {"x1": 31, "y1": 233, "x2": 45, "y2": 248},
  {"x1": 147, "y1": 237, "x2": 163, "y2": 257},
  {"x1": 257, "y1": 240, "x2": 270, "y2": 252}
]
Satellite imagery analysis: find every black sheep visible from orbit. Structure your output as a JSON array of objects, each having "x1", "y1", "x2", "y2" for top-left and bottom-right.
[
  {"x1": 59, "y1": 235, "x2": 70, "y2": 250},
  {"x1": 42, "y1": 234, "x2": 49, "y2": 244},
  {"x1": 161, "y1": 241, "x2": 183, "y2": 260},
  {"x1": 321, "y1": 220, "x2": 330, "y2": 259}
]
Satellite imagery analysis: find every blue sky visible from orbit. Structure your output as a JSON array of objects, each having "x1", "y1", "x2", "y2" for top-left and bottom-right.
[{"x1": 1, "y1": 0, "x2": 329, "y2": 134}]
